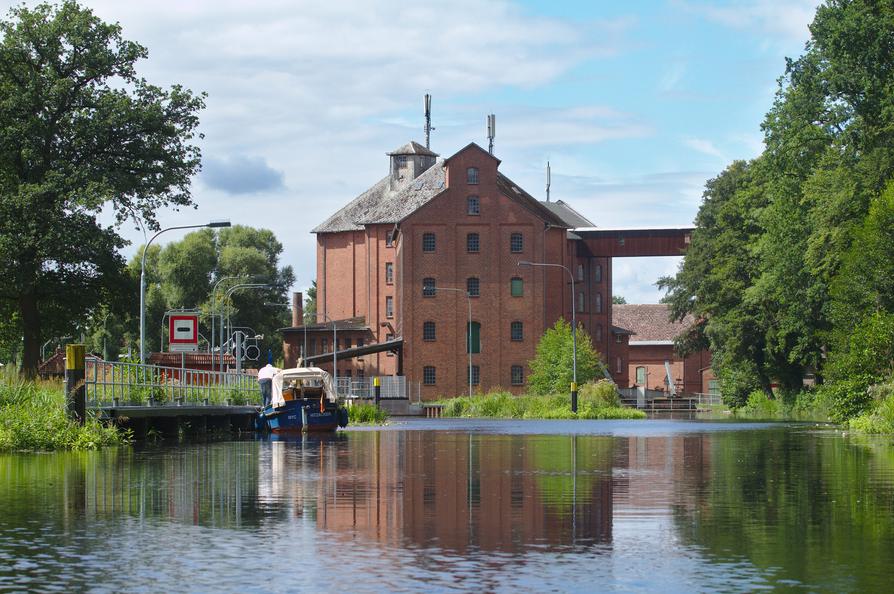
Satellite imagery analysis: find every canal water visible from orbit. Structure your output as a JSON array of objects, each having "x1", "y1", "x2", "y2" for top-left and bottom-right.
[{"x1": 2, "y1": 419, "x2": 893, "y2": 593}]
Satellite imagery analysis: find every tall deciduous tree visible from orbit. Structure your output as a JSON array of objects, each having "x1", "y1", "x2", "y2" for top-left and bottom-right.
[
  {"x1": 528, "y1": 319, "x2": 604, "y2": 396},
  {"x1": 0, "y1": 1, "x2": 204, "y2": 376}
]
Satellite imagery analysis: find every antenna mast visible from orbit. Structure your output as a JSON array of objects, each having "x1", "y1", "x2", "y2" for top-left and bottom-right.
[
  {"x1": 546, "y1": 161, "x2": 551, "y2": 202},
  {"x1": 486, "y1": 114, "x2": 495, "y2": 154},
  {"x1": 424, "y1": 94, "x2": 432, "y2": 149}
]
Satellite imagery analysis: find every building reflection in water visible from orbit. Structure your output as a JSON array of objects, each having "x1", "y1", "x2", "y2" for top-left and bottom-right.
[{"x1": 17, "y1": 431, "x2": 710, "y2": 551}]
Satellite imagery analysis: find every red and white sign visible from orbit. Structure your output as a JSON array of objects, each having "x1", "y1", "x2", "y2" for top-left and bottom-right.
[{"x1": 169, "y1": 315, "x2": 199, "y2": 352}]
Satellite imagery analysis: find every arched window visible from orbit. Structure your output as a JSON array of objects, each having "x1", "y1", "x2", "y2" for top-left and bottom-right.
[
  {"x1": 594, "y1": 263, "x2": 602, "y2": 283},
  {"x1": 467, "y1": 277, "x2": 480, "y2": 297},
  {"x1": 467, "y1": 167, "x2": 479, "y2": 184},
  {"x1": 595, "y1": 323, "x2": 603, "y2": 342},
  {"x1": 595, "y1": 292, "x2": 603, "y2": 313},
  {"x1": 466, "y1": 233, "x2": 480, "y2": 253},
  {"x1": 510, "y1": 321, "x2": 523, "y2": 341},
  {"x1": 467, "y1": 196, "x2": 480, "y2": 215},
  {"x1": 423, "y1": 321, "x2": 436, "y2": 341},
  {"x1": 422, "y1": 232, "x2": 436, "y2": 252},
  {"x1": 510, "y1": 277, "x2": 523, "y2": 297},
  {"x1": 577, "y1": 291, "x2": 585, "y2": 312},
  {"x1": 467, "y1": 365, "x2": 480, "y2": 386},
  {"x1": 636, "y1": 366, "x2": 646, "y2": 385},
  {"x1": 511, "y1": 365, "x2": 524, "y2": 386},
  {"x1": 510, "y1": 233, "x2": 523, "y2": 253},
  {"x1": 423, "y1": 366, "x2": 436, "y2": 385},
  {"x1": 467, "y1": 321, "x2": 481, "y2": 354},
  {"x1": 422, "y1": 277, "x2": 436, "y2": 297}
]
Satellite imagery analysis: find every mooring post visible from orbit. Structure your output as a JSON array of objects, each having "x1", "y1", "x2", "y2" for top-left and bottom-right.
[
  {"x1": 65, "y1": 344, "x2": 86, "y2": 424},
  {"x1": 374, "y1": 376, "x2": 381, "y2": 408},
  {"x1": 571, "y1": 381, "x2": 578, "y2": 414}
]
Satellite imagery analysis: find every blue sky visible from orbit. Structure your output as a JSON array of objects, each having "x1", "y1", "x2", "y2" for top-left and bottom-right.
[{"x1": 4, "y1": 0, "x2": 821, "y2": 303}]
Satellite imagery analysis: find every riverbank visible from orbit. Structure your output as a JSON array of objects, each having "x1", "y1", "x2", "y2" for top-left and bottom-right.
[
  {"x1": 438, "y1": 386, "x2": 646, "y2": 420},
  {"x1": 0, "y1": 374, "x2": 127, "y2": 452}
]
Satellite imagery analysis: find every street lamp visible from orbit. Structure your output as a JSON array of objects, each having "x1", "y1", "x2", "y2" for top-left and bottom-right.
[
  {"x1": 140, "y1": 220, "x2": 230, "y2": 364},
  {"x1": 430, "y1": 286, "x2": 473, "y2": 399},
  {"x1": 320, "y1": 313, "x2": 338, "y2": 398},
  {"x1": 219, "y1": 283, "x2": 270, "y2": 373},
  {"x1": 518, "y1": 260, "x2": 578, "y2": 412},
  {"x1": 211, "y1": 275, "x2": 249, "y2": 365}
]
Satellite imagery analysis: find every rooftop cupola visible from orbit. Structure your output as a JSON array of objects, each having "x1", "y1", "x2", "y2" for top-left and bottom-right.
[{"x1": 387, "y1": 141, "x2": 438, "y2": 191}]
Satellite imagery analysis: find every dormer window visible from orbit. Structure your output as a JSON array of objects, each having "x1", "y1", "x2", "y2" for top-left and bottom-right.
[
  {"x1": 467, "y1": 167, "x2": 479, "y2": 184},
  {"x1": 397, "y1": 155, "x2": 407, "y2": 167}
]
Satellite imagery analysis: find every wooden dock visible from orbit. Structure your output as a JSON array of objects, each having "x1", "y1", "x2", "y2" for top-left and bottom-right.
[{"x1": 95, "y1": 404, "x2": 259, "y2": 437}]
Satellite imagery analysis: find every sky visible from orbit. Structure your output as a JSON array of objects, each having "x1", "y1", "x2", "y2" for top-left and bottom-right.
[{"x1": 4, "y1": 0, "x2": 821, "y2": 303}]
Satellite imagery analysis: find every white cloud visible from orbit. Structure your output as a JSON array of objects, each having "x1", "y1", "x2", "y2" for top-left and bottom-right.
[
  {"x1": 675, "y1": 0, "x2": 820, "y2": 45},
  {"x1": 683, "y1": 137, "x2": 726, "y2": 160}
]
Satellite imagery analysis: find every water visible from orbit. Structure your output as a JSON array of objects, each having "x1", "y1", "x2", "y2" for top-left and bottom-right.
[{"x1": 2, "y1": 418, "x2": 894, "y2": 593}]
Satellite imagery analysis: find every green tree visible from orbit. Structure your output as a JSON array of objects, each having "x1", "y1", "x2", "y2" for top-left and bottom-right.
[
  {"x1": 0, "y1": 2, "x2": 204, "y2": 376},
  {"x1": 612, "y1": 295, "x2": 627, "y2": 305},
  {"x1": 528, "y1": 319, "x2": 604, "y2": 395},
  {"x1": 304, "y1": 281, "x2": 317, "y2": 324}
]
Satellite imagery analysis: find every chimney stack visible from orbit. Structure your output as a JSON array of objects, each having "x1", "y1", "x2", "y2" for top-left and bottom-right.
[{"x1": 292, "y1": 292, "x2": 304, "y2": 327}]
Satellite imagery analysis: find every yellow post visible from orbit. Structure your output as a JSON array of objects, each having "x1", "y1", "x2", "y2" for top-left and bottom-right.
[
  {"x1": 65, "y1": 344, "x2": 86, "y2": 423},
  {"x1": 571, "y1": 381, "x2": 578, "y2": 414},
  {"x1": 373, "y1": 376, "x2": 381, "y2": 408}
]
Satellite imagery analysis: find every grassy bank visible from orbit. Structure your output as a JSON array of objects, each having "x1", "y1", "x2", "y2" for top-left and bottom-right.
[
  {"x1": 0, "y1": 373, "x2": 127, "y2": 452},
  {"x1": 347, "y1": 402, "x2": 389, "y2": 424},
  {"x1": 438, "y1": 382, "x2": 646, "y2": 420},
  {"x1": 729, "y1": 389, "x2": 833, "y2": 423},
  {"x1": 848, "y1": 382, "x2": 894, "y2": 434}
]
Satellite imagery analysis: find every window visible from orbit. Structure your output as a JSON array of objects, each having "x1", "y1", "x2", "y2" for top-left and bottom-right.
[
  {"x1": 615, "y1": 333, "x2": 623, "y2": 344},
  {"x1": 467, "y1": 167, "x2": 479, "y2": 184},
  {"x1": 386, "y1": 333, "x2": 394, "y2": 356},
  {"x1": 511, "y1": 365, "x2": 524, "y2": 386},
  {"x1": 423, "y1": 277, "x2": 436, "y2": 297},
  {"x1": 510, "y1": 277, "x2": 524, "y2": 297},
  {"x1": 467, "y1": 277, "x2": 480, "y2": 297},
  {"x1": 467, "y1": 321, "x2": 481, "y2": 354},
  {"x1": 708, "y1": 379, "x2": 720, "y2": 395},
  {"x1": 595, "y1": 324, "x2": 603, "y2": 342},
  {"x1": 422, "y1": 232, "x2": 436, "y2": 253},
  {"x1": 577, "y1": 264, "x2": 584, "y2": 281},
  {"x1": 616, "y1": 356, "x2": 622, "y2": 374},
  {"x1": 423, "y1": 321, "x2": 436, "y2": 341},
  {"x1": 467, "y1": 365, "x2": 480, "y2": 386},
  {"x1": 467, "y1": 196, "x2": 480, "y2": 215},
  {"x1": 510, "y1": 233, "x2": 523, "y2": 253},
  {"x1": 594, "y1": 263, "x2": 602, "y2": 283},
  {"x1": 467, "y1": 233, "x2": 480, "y2": 253},
  {"x1": 385, "y1": 296, "x2": 394, "y2": 318},
  {"x1": 397, "y1": 155, "x2": 407, "y2": 166},
  {"x1": 636, "y1": 366, "x2": 646, "y2": 385},
  {"x1": 385, "y1": 231, "x2": 394, "y2": 247},
  {"x1": 510, "y1": 321, "x2": 523, "y2": 341},
  {"x1": 595, "y1": 292, "x2": 603, "y2": 314},
  {"x1": 321, "y1": 338, "x2": 329, "y2": 353},
  {"x1": 577, "y1": 291, "x2": 585, "y2": 312},
  {"x1": 357, "y1": 338, "x2": 364, "y2": 347},
  {"x1": 423, "y1": 366, "x2": 436, "y2": 385},
  {"x1": 385, "y1": 262, "x2": 393, "y2": 284}
]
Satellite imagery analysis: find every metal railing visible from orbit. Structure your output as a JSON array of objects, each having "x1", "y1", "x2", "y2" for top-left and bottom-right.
[
  {"x1": 694, "y1": 392, "x2": 723, "y2": 407},
  {"x1": 85, "y1": 359, "x2": 259, "y2": 407},
  {"x1": 335, "y1": 376, "x2": 421, "y2": 402}
]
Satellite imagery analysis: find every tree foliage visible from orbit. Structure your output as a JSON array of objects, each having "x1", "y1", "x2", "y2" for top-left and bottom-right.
[
  {"x1": 661, "y1": 0, "x2": 894, "y2": 414},
  {"x1": 527, "y1": 318, "x2": 604, "y2": 396},
  {"x1": 0, "y1": 1, "x2": 204, "y2": 376}
]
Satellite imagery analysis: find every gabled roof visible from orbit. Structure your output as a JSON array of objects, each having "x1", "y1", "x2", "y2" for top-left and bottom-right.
[
  {"x1": 612, "y1": 304, "x2": 694, "y2": 342},
  {"x1": 313, "y1": 141, "x2": 569, "y2": 233},
  {"x1": 539, "y1": 199, "x2": 594, "y2": 228},
  {"x1": 443, "y1": 142, "x2": 501, "y2": 165},
  {"x1": 387, "y1": 141, "x2": 438, "y2": 157}
]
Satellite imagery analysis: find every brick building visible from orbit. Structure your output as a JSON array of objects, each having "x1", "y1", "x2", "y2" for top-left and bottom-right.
[
  {"x1": 283, "y1": 140, "x2": 691, "y2": 399},
  {"x1": 612, "y1": 304, "x2": 715, "y2": 395}
]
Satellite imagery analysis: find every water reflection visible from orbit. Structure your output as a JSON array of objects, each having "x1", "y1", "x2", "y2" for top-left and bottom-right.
[{"x1": 3, "y1": 425, "x2": 894, "y2": 592}]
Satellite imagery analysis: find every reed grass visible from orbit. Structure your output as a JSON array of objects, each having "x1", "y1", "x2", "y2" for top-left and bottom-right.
[
  {"x1": 0, "y1": 370, "x2": 127, "y2": 451},
  {"x1": 347, "y1": 402, "x2": 389, "y2": 424}
]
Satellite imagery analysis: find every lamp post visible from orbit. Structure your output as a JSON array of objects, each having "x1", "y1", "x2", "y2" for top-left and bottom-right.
[
  {"x1": 211, "y1": 275, "x2": 249, "y2": 366},
  {"x1": 140, "y1": 220, "x2": 230, "y2": 364},
  {"x1": 430, "y1": 286, "x2": 473, "y2": 398},
  {"x1": 220, "y1": 283, "x2": 270, "y2": 373},
  {"x1": 320, "y1": 313, "x2": 338, "y2": 398},
  {"x1": 518, "y1": 260, "x2": 578, "y2": 412}
]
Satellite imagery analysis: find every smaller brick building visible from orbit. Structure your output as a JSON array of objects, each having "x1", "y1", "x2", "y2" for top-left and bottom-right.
[{"x1": 613, "y1": 304, "x2": 714, "y2": 395}]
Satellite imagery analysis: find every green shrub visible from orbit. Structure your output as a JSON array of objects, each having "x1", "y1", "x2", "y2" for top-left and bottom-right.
[
  {"x1": 579, "y1": 380, "x2": 621, "y2": 407},
  {"x1": 0, "y1": 374, "x2": 127, "y2": 451},
  {"x1": 528, "y1": 319, "x2": 605, "y2": 395},
  {"x1": 348, "y1": 402, "x2": 389, "y2": 424},
  {"x1": 437, "y1": 388, "x2": 645, "y2": 420},
  {"x1": 849, "y1": 381, "x2": 894, "y2": 434}
]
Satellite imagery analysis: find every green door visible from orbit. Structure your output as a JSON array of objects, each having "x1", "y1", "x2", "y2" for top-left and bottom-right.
[{"x1": 467, "y1": 321, "x2": 481, "y2": 354}]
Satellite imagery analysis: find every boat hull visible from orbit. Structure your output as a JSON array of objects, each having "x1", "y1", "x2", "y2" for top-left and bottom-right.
[{"x1": 260, "y1": 399, "x2": 348, "y2": 433}]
